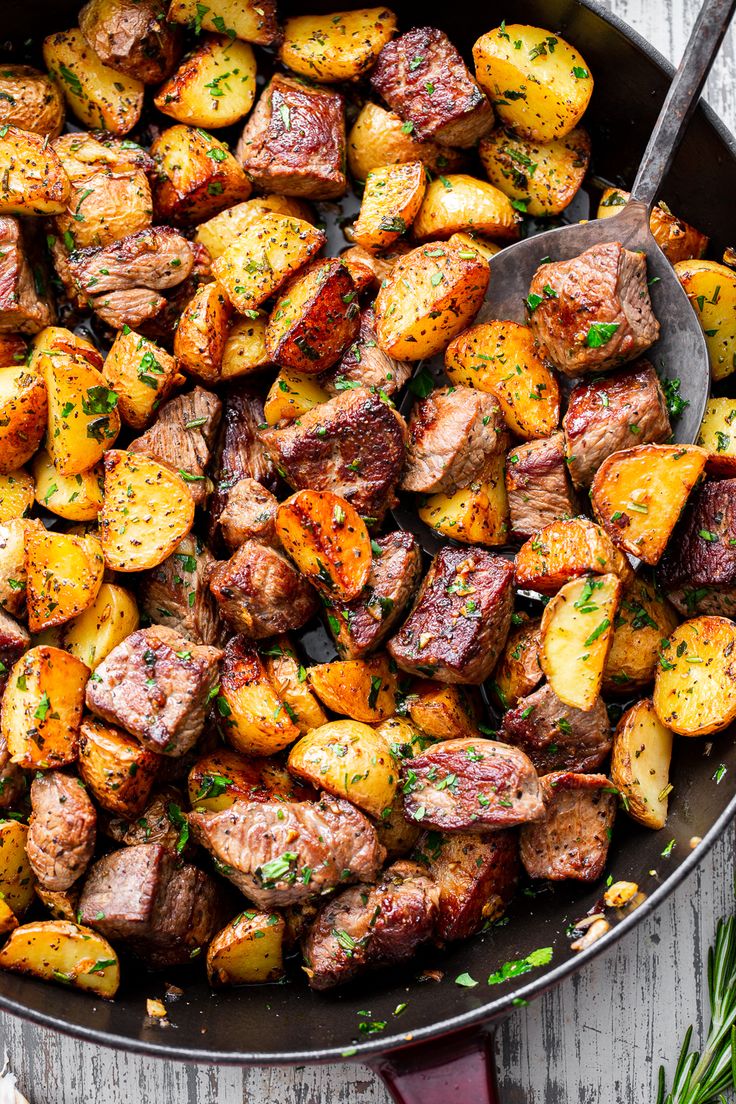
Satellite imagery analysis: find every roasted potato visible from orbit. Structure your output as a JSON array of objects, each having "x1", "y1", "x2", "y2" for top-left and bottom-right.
[
  {"x1": 373, "y1": 714, "x2": 432, "y2": 758},
  {"x1": 611, "y1": 698, "x2": 673, "y2": 829},
  {"x1": 78, "y1": 715, "x2": 160, "y2": 817},
  {"x1": 194, "y1": 196, "x2": 315, "y2": 261},
  {"x1": 473, "y1": 24, "x2": 593, "y2": 141},
  {"x1": 1, "y1": 645, "x2": 88, "y2": 769},
  {"x1": 31, "y1": 451, "x2": 103, "y2": 522},
  {"x1": 288, "y1": 718, "x2": 397, "y2": 819},
  {"x1": 166, "y1": 0, "x2": 280, "y2": 46},
  {"x1": 597, "y1": 187, "x2": 709, "y2": 264},
  {"x1": 0, "y1": 820, "x2": 35, "y2": 917},
  {"x1": 697, "y1": 398, "x2": 736, "y2": 476},
  {"x1": 375, "y1": 241, "x2": 489, "y2": 360},
  {"x1": 540, "y1": 573, "x2": 622, "y2": 711},
  {"x1": 53, "y1": 583, "x2": 139, "y2": 668},
  {"x1": 407, "y1": 680, "x2": 480, "y2": 740},
  {"x1": 347, "y1": 101, "x2": 464, "y2": 183},
  {"x1": 0, "y1": 518, "x2": 32, "y2": 615},
  {"x1": 0, "y1": 65, "x2": 65, "y2": 137},
  {"x1": 151, "y1": 124, "x2": 251, "y2": 225},
  {"x1": 79, "y1": 0, "x2": 182, "y2": 84},
  {"x1": 28, "y1": 325, "x2": 103, "y2": 374},
  {"x1": 0, "y1": 125, "x2": 71, "y2": 216},
  {"x1": 263, "y1": 636, "x2": 328, "y2": 735},
  {"x1": 174, "y1": 283, "x2": 232, "y2": 384},
  {"x1": 207, "y1": 911, "x2": 285, "y2": 987},
  {"x1": 213, "y1": 214, "x2": 325, "y2": 312},
  {"x1": 515, "y1": 517, "x2": 633, "y2": 595},
  {"x1": 418, "y1": 456, "x2": 509, "y2": 546},
  {"x1": 352, "y1": 161, "x2": 426, "y2": 252},
  {"x1": 25, "y1": 527, "x2": 104, "y2": 632},
  {"x1": 98, "y1": 450, "x2": 195, "y2": 572},
  {"x1": 479, "y1": 126, "x2": 591, "y2": 217},
  {"x1": 412, "y1": 174, "x2": 520, "y2": 242},
  {"x1": 307, "y1": 655, "x2": 397, "y2": 723},
  {"x1": 447, "y1": 232, "x2": 501, "y2": 261},
  {"x1": 0, "y1": 898, "x2": 18, "y2": 936},
  {"x1": 103, "y1": 328, "x2": 181, "y2": 430},
  {"x1": 33, "y1": 887, "x2": 79, "y2": 923},
  {"x1": 42, "y1": 354, "x2": 120, "y2": 475},
  {"x1": 591, "y1": 444, "x2": 708, "y2": 565},
  {"x1": 653, "y1": 616, "x2": 736, "y2": 736},
  {"x1": 603, "y1": 576, "x2": 680, "y2": 693},
  {"x1": 263, "y1": 367, "x2": 329, "y2": 423},
  {"x1": 280, "y1": 8, "x2": 397, "y2": 82},
  {"x1": 0, "y1": 469, "x2": 34, "y2": 522},
  {"x1": 0, "y1": 920, "x2": 119, "y2": 998},
  {"x1": 0, "y1": 366, "x2": 47, "y2": 473},
  {"x1": 53, "y1": 158, "x2": 153, "y2": 253},
  {"x1": 444, "y1": 320, "x2": 560, "y2": 440},
  {"x1": 188, "y1": 746, "x2": 309, "y2": 812},
  {"x1": 674, "y1": 258, "x2": 736, "y2": 381},
  {"x1": 221, "y1": 313, "x2": 271, "y2": 379},
  {"x1": 43, "y1": 29, "x2": 144, "y2": 135},
  {"x1": 218, "y1": 636, "x2": 300, "y2": 757},
  {"x1": 275, "y1": 490, "x2": 371, "y2": 601},
  {"x1": 491, "y1": 615, "x2": 543, "y2": 709},
  {"x1": 265, "y1": 260, "x2": 359, "y2": 374},
  {"x1": 155, "y1": 35, "x2": 256, "y2": 127}
]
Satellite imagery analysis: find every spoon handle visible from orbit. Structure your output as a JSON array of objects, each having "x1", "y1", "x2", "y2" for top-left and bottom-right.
[{"x1": 630, "y1": 0, "x2": 736, "y2": 208}]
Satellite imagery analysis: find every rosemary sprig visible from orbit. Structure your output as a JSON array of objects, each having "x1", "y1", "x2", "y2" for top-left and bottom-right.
[{"x1": 657, "y1": 914, "x2": 736, "y2": 1103}]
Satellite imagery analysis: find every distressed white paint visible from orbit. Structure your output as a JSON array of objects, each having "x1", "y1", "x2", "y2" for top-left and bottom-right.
[{"x1": 2, "y1": 2, "x2": 736, "y2": 1100}]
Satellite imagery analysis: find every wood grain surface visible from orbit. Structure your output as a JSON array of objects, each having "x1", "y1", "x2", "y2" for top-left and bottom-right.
[{"x1": 2, "y1": 2, "x2": 736, "y2": 1101}]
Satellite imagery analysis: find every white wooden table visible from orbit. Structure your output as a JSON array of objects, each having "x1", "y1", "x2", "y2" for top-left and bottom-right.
[{"x1": 2, "y1": 2, "x2": 736, "y2": 1100}]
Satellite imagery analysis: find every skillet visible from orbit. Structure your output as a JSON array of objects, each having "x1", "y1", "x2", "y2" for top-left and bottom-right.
[{"x1": 2, "y1": 1, "x2": 736, "y2": 1100}]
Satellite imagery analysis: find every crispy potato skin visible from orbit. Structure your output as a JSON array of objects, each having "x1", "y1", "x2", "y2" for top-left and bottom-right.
[
  {"x1": 275, "y1": 489, "x2": 370, "y2": 601},
  {"x1": 79, "y1": 716, "x2": 160, "y2": 818},
  {"x1": 281, "y1": 8, "x2": 397, "y2": 82},
  {"x1": 25, "y1": 528, "x2": 105, "y2": 632},
  {"x1": 408, "y1": 680, "x2": 480, "y2": 740},
  {"x1": 514, "y1": 517, "x2": 633, "y2": 595},
  {"x1": 43, "y1": 29, "x2": 144, "y2": 136},
  {"x1": 611, "y1": 699, "x2": 672, "y2": 829},
  {"x1": 218, "y1": 635, "x2": 300, "y2": 757},
  {"x1": 653, "y1": 616, "x2": 736, "y2": 736},
  {"x1": 0, "y1": 367, "x2": 47, "y2": 473},
  {"x1": 0, "y1": 919, "x2": 119, "y2": 998},
  {"x1": 0, "y1": 66, "x2": 65, "y2": 136},
  {"x1": 166, "y1": 0, "x2": 280, "y2": 47},
  {"x1": 479, "y1": 127, "x2": 591, "y2": 217},
  {"x1": 207, "y1": 911, "x2": 285, "y2": 986},
  {"x1": 675, "y1": 259, "x2": 736, "y2": 381},
  {"x1": 264, "y1": 367, "x2": 329, "y2": 423},
  {"x1": 103, "y1": 329, "x2": 180, "y2": 431},
  {"x1": 265, "y1": 260, "x2": 360, "y2": 374},
  {"x1": 1, "y1": 645, "x2": 88, "y2": 770},
  {"x1": 43, "y1": 353, "x2": 120, "y2": 475},
  {"x1": 412, "y1": 174, "x2": 520, "y2": 242},
  {"x1": 188, "y1": 746, "x2": 312, "y2": 812},
  {"x1": 0, "y1": 820, "x2": 35, "y2": 917},
  {"x1": 195, "y1": 197, "x2": 315, "y2": 262},
  {"x1": 79, "y1": 0, "x2": 182, "y2": 84},
  {"x1": 307, "y1": 655, "x2": 397, "y2": 722},
  {"x1": 347, "y1": 102, "x2": 465, "y2": 182},
  {"x1": 174, "y1": 283, "x2": 232, "y2": 384},
  {"x1": 352, "y1": 161, "x2": 426, "y2": 252},
  {"x1": 151, "y1": 125, "x2": 252, "y2": 225},
  {"x1": 491, "y1": 616, "x2": 543, "y2": 709},
  {"x1": 0, "y1": 126, "x2": 71, "y2": 217},
  {"x1": 288, "y1": 718, "x2": 397, "y2": 819},
  {"x1": 598, "y1": 188, "x2": 709, "y2": 264},
  {"x1": 418, "y1": 457, "x2": 510, "y2": 546},
  {"x1": 155, "y1": 35, "x2": 256, "y2": 126}
]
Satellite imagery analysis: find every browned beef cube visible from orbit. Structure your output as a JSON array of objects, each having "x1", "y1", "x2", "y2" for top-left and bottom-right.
[
  {"x1": 85, "y1": 625, "x2": 222, "y2": 756},
  {"x1": 421, "y1": 829, "x2": 518, "y2": 941},
  {"x1": 138, "y1": 239, "x2": 213, "y2": 346},
  {"x1": 500, "y1": 681, "x2": 611, "y2": 774},
  {"x1": 520, "y1": 772, "x2": 616, "y2": 882},
  {"x1": 27, "y1": 772, "x2": 96, "y2": 891},
  {"x1": 139, "y1": 535, "x2": 222, "y2": 645},
  {"x1": 388, "y1": 545, "x2": 514, "y2": 683},
  {"x1": 261, "y1": 388, "x2": 407, "y2": 524},
  {"x1": 506, "y1": 432, "x2": 576, "y2": 540},
  {"x1": 320, "y1": 308, "x2": 411, "y2": 398},
  {"x1": 658, "y1": 478, "x2": 736, "y2": 617},
  {"x1": 208, "y1": 540, "x2": 318, "y2": 638},
  {"x1": 128, "y1": 386, "x2": 222, "y2": 507},
  {"x1": 0, "y1": 608, "x2": 29, "y2": 693},
  {"x1": 212, "y1": 477, "x2": 279, "y2": 552},
  {"x1": 326, "y1": 531, "x2": 422, "y2": 658},
  {"x1": 401, "y1": 386, "x2": 507, "y2": 494},
  {"x1": 104, "y1": 786, "x2": 189, "y2": 853},
  {"x1": 208, "y1": 383, "x2": 279, "y2": 540},
  {"x1": 236, "y1": 74, "x2": 347, "y2": 200},
  {"x1": 189, "y1": 794, "x2": 385, "y2": 910},
  {"x1": 528, "y1": 242, "x2": 659, "y2": 377},
  {"x1": 303, "y1": 860, "x2": 438, "y2": 990},
  {"x1": 0, "y1": 217, "x2": 55, "y2": 333},
  {"x1": 371, "y1": 27, "x2": 493, "y2": 147},
  {"x1": 78, "y1": 842, "x2": 225, "y2": 967},
  {"x1": 401, "y1": 737, "x2": 544, "y2": 830},
  {"x1": 563, "y1": 361, "x2": 671, "y2": 487}
]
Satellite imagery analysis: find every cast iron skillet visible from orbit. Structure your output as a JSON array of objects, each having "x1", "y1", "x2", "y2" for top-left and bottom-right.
[{"x1": 2, "y1": 2, "x2": 736, "y2": 1100}]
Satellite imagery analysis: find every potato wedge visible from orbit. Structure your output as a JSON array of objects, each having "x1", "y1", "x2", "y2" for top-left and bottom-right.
[
  {"x1": 0, "y1": 366, "x2": 47, "y2": 473},
  {"x1": 263, "y1": 636, "x2": 328, "y2": 735},
  {"x1": 444, "y1": 320, "x2": 560, "y2": 440},
  {"x1": 375, "y1": 241, "x2": 489, "y2": 360},
  {"x1": 418, "y1": 455, "x2": 509, "y2": 546},
  {"x1": 591, "y1": 444, "x2": 707, "y2": 565},
  {"x1": 653, "y1": 616, "x2": 736, "y2": 736},
  {"x1": 372, "y1": 715, "x2": 431, "y2": 759},
  {"x1": 78, "y1": 716, "x2": 159, "y2": 817},
  {"x1": 207, "y1": 911, "x2": 285, "y2": 987},
  {"x1": 603, "y1": 576, "x2": 680, "y2": 694},
  {"x1": 288, "y1": 718, "x2": 397, "y2": 818},
  {"x1": 347, "y1": 102, "x2": 464, "y2": 183},
  {"x1": 0, "y1": 65, "x2": 65, "y2": 137},
  {"x1": 194, "y1": 196, "x2": 315, "y2": 261},
  {"x1": 473, "y1": 24, "x2": 593, "y2": 141},
  {"x1": 0, "y1": 820, "x2": 35, "y2": 918},
  {"x1": 479, "y1": 126, "x2": 591, "y2": 217},
  {"x1": 611, "y1": 699, "x2": 673, "y2": 829},
  {"x1": 213, "y1": 214, "x2": 325, "y2": 312},
  {"x1": 352, "y1": 161, "x2": 426, "y2": 252},
  {"x1": 56, "y1": 583, "x2": 139, "y2": 669},
  {"x1": 412, "y1": 174, "x2": 520, "y2": 243},
  {"x1": 491, "y1": 616, "x2": 543, "y2": 709},
  {"x1": 0, "y1": 469, "x2": 34, "y2": 522},
  {"x1": 25, "y1": 527, "x2": 105, "y2": 632},
  {"x1": 221, "y1": 313, "x2": 271, "y2": 379},
  {"x1": 697, "y1": 397, "x2": 736, "y2": 476},
  {"x1": 32, "y1": 451, "x2": 103, "y2": 522},
  {"x1": 0, "y1": 920, "x2": 119, "y2": 998},
  {"x1": 266, "y1": 259, "x2": 359, "y2": 374},
  {"x1": 43, "y1": 29, "x2": 144, "y2": 135},
  {"x1": 0, "y1": 518, "x2": 32, "y2": 615},
  {"x1": 188, "y1": 746, "x2": 309, "y2": 812},
  {"x1": 99, "y1": 450, "x2": 195, "y2": 572},
  {"x1": 166, "y1": 0, "x2": 280, "y2": 46},
  {"x1": 674, "y1": 259, "x2": 736, "y2": 381},
  {"x1": 103, "y1": 328, "x2": 180, "y2": 431},
  {"x1": 174, "y1": 283, "x2": 232, "y2": 384},
  {"x1": 219, "y1": 636, "x2": 300, "y2": 757},
  {"x1": 597, "y1": 188, "x2": 709, "y2": 264},
  {"x1": 515, "y1": 517, "x2": 633, "y2": 595},
  {"x1": 407, "y1": 680, "x2": 480, "y2": 740},
  {"x1": 0, "y1": 898, "x2": 18, "y2": 936},
  {"x1": 28, "y1": 325, "x2": 103, "y2": 374},
  {"x1": 307, "y1": 655, "x2": 397, "y2": 723},
  {"x1": 43, "y1": 354, "x2": 120, "y2": 475},
  {"x1": 78, "y1": 0, "x2": 182, "y2": 84},
  {"x1": 263, "y1": 368, "x2": 329, "y2": 424},
  {"x1": 275, "y1": 489, "x2": 370, "y2": 601},
  {"x1": 0, "y1": 125, "x2": 70, "y2": 217},
  {"x1": 151, "y1": 124, "x2": 252, "y2": 225},
  {"x1": 1, "y1": 645, "x2": 88, "y2": 769},
  {"x1": 155, "y1": 35, "x2": 256, "y2": 127},
  {"x1": 280, "y1": 8, "x2": 397, "y2": 82},
  {"x1": 447, "y1": 232, "x2": 502, "y2": 262},
  {"x1": 540, "y1": 573, "x2": 621, "y2": 711}
]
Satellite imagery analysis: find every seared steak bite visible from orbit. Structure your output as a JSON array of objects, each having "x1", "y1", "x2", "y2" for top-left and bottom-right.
[
  {"x1": 0, "y1": 609, "x2": 29, "y2": 693},
  {"x1": 208, "y1": 383, "x2": 279, "y2": 538},
  {"x1": 401, "y1": 737, "x2": 544, "y2": 830},
  {"x1": 370, "y1": 27, "x2": 493, "y2": 147},
  {"x1": 139, "y1": 535, "x2": 222, "y2": 646},
  {"x1": 563, "y1": 361, "x2": 672, "y2": 487},
  {"x1": 236, "y1": 74, "x2": 347, "y2": 200},
  {"x1": 401, "y1": 386, "x2": 507, "y2": 494},
  {"x1": 421, "y1": 829, "x2": 519, "y2": 941},
  {"x1": 209, "y1": 540, "x2": 318, "y2": 639},
  {"x1": 261, "y1": 388, "x2": 408, "y2": 524},
  {"x1": 27, "y1": 772, "x2": 97, "y2": 891},
  {"x1": 104, "y1": 786, "x2": 188, "y2": 852},
  {"x1": 506, "y1": 432, "x2": 576, "y2": 540},
  {"x1": 520, "y1": 772, "x2": 616, "y2": 882},
  {"x1": 78, "y1": 842, "x2": 225, "y2": 968},
  {"x1": 388, "y1": 545, "x2": 514, "y2": 683},
  {"x1": 500, "y1": 682, "x2": 611, "y2": 774},
  {"x1": 212, "y1": 477, "x2": 279, "y2": 552},
  {"x1": 188, "y1": 794, "x2": 385, "y2": 910},
  {"x1": 0, "y1": 217, "x2": 55, "y2": 333},
  {"x1": 85, "y1": 625, "x2": 222, "y2": 756},
  {"x1": 528, "y1": 241, "x2": 659, "y2": 377},
  {"x1": 326, "y1": 531, "x2": 423, "y2": 658},
  {"x1": 658, "y1": 478, "x2": 736, "y2": 617},
  {"x1": 320, "y1": 308, "x2": 412, "y2": 398},
  {"x1": 303, "y1": 859, "x2": 438, "y2": 990}
]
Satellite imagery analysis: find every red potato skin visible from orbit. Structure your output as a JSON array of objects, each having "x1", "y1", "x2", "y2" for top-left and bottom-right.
[{"x1": 266, "y1": 260, "x2": 360, "y2": 374}]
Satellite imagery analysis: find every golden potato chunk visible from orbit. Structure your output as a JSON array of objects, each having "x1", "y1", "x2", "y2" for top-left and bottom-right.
[
  {"x1": 0, "y1": 517, "x2": 32, "y2": 615},
  {"x1": 43, "y1": 354, "x2": 120, "y2": 475},
  {"x1": 0, "y1": 366, "x2": 47, "y2": 473},
  {"x1": 0, "y1": 469, "x2": 34, "y2": 521},
  {"x1": 491, "y1": 615, "x2": 543, "y2": 709},
  {"x1": 28, "y1": 325, "x2": 103, "y2": 374},
  {"x1": 307, "y1": 655, "x2": 397, "y2": 723},
  {"x1": 55, "y1": 582, "x2": 139, "y2": 669},
  {"x1": 32, "y1": 451, "x2": 103, "y2": 522},
  {"x1": 43, "y1": 29, "x2": 144, "y2": 135},
  {"x1": 0, "y1": 899, "x2": 18, "y2": 936},
  {"x1": 263, "y1": 636, "x2": 328, "y2": 735},
  {"x1": 352, "y1": 161, "x2": 426, "y2": 252},
  {"x1": 0, "y1": 66, "x2": 65, "y2": 137},
  {"x1": 25, "y1": 527, "x2": 105, "y2": 632},
  {"x1": 194, "y1": 196, "x2": 315, "y2": 261},
  {"x1": 79, "y1": 716, "x2": 160, "y2": 817},
  {"x1": 603, "y1": 576, "x2": 679, "y2": 694},
  {"x1": 266, "y1": 259, "x2": 359, "y2": 374},
  {"x1": 155, "y1": 35, "x2": 256, "y2": 127},
  {"x1": 275, "y1": 489, "x2": 371, "y2": 601},
  {"x1": 408, "y1": 680, "x2": 479, "y2": 740},
  {"x1": 280, "y1": 8, "x2": 397, "y2": 82},
  {"x1": 347, "y1": 102, "x2": 464, "y2": 183},
  {"x1": 103, "y1": 328, "x2": 181, "y2": 431},
  {"x1": 166, "y1": 0, "x2": 280, "y2": 46},
  {"x1": 514, "y1": 517, "x2": 633, "y2": 595},
  {"x1": 212, "y1": 214, "x2": 325, "y2": 312},
  {"x1": 418, "y1": 455, "x2": 509, "y2": 546},
  {"x1": 653, "y1": 616, "x2": 736, "y2": 736},
  {"x1": 78, "y1": 0, "x2": 182, "y2": 84},
  {"x1": 207, "y1": 911, "x2": 285, "y2": 986},
  {"x1": 0, "y1": 821, "x2": 35, "y2": 917},
  {"x1": 188, "y1": 746, "x2": 309, "y2": 812},
  {"x1": 479, "y1": 127, "x2": 591, "y2": 217},
  {"x1": 218, "y1": 636, "x2": 300, "y2": 757},
  {"x1": 597, "y1": 188, "x2": 708, "y2": 264},
  {"x1": 674, "y1": 259, "x2": 736, "y2": 381},
  {"x1": 1, "y1": 645, "x2": 88, "y2": 769},
  {"x1": 221, "y1": 313, "x2": 271, "y2": 379},
  {"x1": 0, "y1": 125, "x2": 71, "y2": 216},
  {"x1": 288, "y1": 718, "x2": 397, "y2": 818},
  {"x1": 413, "y1": 174, "x2": 520, "y2": 242},
  {"x1": 0, "y1": 920, "x2": 119, "y2": 998},
  {"x1": 174, "y1": 283, "x2": 232, "y2": 384},
  {"x1": 697, "y1": 397, "x2": 736, "y2": 476},
  {"x1": 611, "y1": 699, "x2": 673, "y2": 829},
  {"x1": 151, "y1": 124, "x2": 252, "y2": 225},
  {"x1": 263, "y1": 368, "x2": 329, "y2": 424}
]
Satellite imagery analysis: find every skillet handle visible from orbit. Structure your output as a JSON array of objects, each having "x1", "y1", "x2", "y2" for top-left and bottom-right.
[{"x1": 369, "y1": 1028, "x2": 500, "y2": 1104}]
